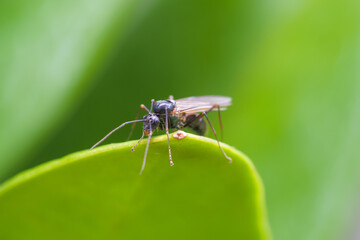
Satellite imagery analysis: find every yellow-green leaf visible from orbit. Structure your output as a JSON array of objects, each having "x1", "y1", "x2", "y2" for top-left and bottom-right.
[{"x1": 0, "y1": 134, "x2": 271, "y2": 239}]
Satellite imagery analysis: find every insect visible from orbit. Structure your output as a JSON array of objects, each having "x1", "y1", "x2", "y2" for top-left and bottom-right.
[{"x1": 90, "y1": 95, "x2": 232, "y2": 174}]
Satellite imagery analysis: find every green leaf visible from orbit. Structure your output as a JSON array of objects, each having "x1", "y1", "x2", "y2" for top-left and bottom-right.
[{"x1": 0, "y1": 134, "x2": 271, "y2": 240}]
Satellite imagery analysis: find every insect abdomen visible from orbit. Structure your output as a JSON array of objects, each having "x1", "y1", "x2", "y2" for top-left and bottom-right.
[{"x1": 185, "y1": 115, "x2": 206, "y2": 136}]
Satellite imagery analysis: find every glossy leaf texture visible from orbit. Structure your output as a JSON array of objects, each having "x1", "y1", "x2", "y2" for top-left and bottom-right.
[{"x1": 0, "y1": 134, "x2": 271, "y2": 240}]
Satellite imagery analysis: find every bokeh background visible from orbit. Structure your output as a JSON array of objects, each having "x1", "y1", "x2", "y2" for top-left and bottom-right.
[{"x1": 1, "y1": 0, "x2": 359, "y2": 239}]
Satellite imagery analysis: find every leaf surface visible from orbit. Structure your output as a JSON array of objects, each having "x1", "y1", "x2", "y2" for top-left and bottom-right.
[{"x1": 0, "y1": 133, "x2": 271, "y2": 240}]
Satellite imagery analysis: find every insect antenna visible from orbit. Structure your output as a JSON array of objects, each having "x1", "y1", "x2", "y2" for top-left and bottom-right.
[
  {"x1": 90, "y1": 119, "x2": 144, "y2": 150},
  {"x1": 140, "y1": 124, "x2": 153, "y2": 175}
]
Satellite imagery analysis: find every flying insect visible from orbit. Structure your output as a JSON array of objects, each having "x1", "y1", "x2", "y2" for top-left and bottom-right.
[{"x1": 90, "y1": 95, "x2": 232, "y2": 174}]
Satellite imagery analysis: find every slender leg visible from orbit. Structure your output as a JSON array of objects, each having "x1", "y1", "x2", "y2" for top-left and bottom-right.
[
  {"x1": 127, "y1": 104, "x2": 150, "y2": 141},
  {"x1": 183, "y1": 104, "x2": 218, "y2": 128},
  {"x1": 140, "y1": 125, "x2": 153, "y2": 175},
  {"x1": 165, "y1": 108, "x2": 174, "y2": 166},
  {"x1": 180, "y1": 103, "x2": 230, "y2": 162},
  {"x1": 90, "y1": 119, "x2": 144, "y2": 150},
  {"x1": 203, "y1": 112, "x2": 232, "y2": 163},
  {"x1": 131, "y1": 131, "x2": 145, "y2": 152},
  {"x1": 150, "y1": 99, "x2": 155, "y2": 112},
  {"x1": 217, "y1": 105, "x2": 224, "y2": 141},
  {"x1": 181, "y1": 104, "x2": 231, "y2": 162}
]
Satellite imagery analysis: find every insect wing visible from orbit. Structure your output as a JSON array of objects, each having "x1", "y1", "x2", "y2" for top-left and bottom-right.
[{"x1": 175, "y1": 96, "x2": 232, "y2": 113}]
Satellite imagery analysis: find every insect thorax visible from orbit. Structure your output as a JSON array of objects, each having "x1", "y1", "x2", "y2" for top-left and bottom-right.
[
  {"x1": 158, "y1": 113, "x2": 184, "y2": 130},
  {"x1": 153, "y1": 100, "x2": 176, "y2": 114}
]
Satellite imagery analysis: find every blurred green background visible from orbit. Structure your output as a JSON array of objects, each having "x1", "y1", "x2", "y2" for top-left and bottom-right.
[{"x1": 0, "y1": 0, "x2": 359, "y2": 239}]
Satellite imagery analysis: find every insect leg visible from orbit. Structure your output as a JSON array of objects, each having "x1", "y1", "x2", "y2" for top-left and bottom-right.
[
  {"x1": 203, "y1": 111, "x2": 232, "y2": 163},
  {"x1": 140, "y1": 125, "x2": 153, "y2": 175},
  {"x1": 165, "y1": 107, "x2": 174, "y2": 166},
  {"x1": 149, "y1": 99, "x2": 155, "y2": 112},
  {"x1": 217, "y1": 105, "x2": 224, "y2": 141},
  {"x1": 90, "y1": 119, "x2": 144, "y2": 150},
  {"x1": 183, "y1": 104, "x2": 218, "y2": 128},
  {"x1": 127, "y1": 104, "x2": 149, "y2": 141},
  {"x1": 131, "y1": 131, "x2": 145, "y2": 152}
]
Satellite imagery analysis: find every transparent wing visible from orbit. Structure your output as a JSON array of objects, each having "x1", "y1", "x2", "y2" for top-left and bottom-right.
[{"x1": 175, "y1": 96, "x2": 232, "y2": 113}]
